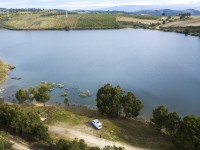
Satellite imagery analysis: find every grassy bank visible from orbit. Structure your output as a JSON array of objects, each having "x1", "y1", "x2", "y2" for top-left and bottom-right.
[
  {"x1": 21, "y1": 104, "x2": 173, "y2": 150},
  {"x1": 0, "y1": 60, "x2": 9, "y2": 84}
]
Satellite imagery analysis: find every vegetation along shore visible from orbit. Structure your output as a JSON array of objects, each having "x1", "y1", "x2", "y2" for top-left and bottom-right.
[
  {"x1": 0, "y1": 60, "x2": 15, "y2": 84},
  {"x1": 0, "y1": 10, "x2": 200, "y2": 36}
]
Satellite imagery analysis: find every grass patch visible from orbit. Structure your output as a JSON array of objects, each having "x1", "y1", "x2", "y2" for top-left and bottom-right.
[{"x1": 21, "y1": 105, "x2": 173, "y2": 149}]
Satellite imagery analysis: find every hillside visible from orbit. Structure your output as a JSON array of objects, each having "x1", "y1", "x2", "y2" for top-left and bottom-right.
[
  {"x1": 0, "y1": 12, "x2": 120, "y2": 30},
  {"x1": 0, "y1": 11, "x2": 200, "y2": 36}
]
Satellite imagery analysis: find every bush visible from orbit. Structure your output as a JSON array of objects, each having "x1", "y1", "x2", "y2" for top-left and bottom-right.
[{"x1": 0, "y1": 138, "x2": 13, "y2": 150}]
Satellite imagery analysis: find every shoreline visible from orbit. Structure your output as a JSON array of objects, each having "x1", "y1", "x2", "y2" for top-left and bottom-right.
[
  {"x1": 1, "y1": 26, "x2": 199, "y2": 37},
  {"x1": 0, "y1": 60, "x2": 10, "y2": 84}
]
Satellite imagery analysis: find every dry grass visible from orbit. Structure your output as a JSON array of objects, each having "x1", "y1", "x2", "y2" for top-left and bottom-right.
[
  {"x1": 0, "y1": 60, "x2": 9, "y2": 84},
  {"x1": 116, "y1": 16, "x2": 162, "y2": 25},
  {"x1": 161, "y1": 16, "x2": 200, "y2": 27},
  {"x1": 2, "y1": 13, "x2": 80, "y2": 30}
]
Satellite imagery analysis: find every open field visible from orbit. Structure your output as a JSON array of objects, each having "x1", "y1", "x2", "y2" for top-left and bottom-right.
[
  {"x1": 116, "y1": 16, "x2": 163, "y2": 25},
  {"x1": 20, "y1": 104, "x2": 173, "y2": 150},
  {"x1": 161, "y1": 16, "x2": 200, "y2": 27}
]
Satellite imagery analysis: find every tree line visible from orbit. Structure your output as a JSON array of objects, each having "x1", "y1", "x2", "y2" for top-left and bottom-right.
[
  {"x1": 0, "y1": 104, "x2": 50, "y2": 142},
  {"x1": 151, "y1": 105, "x2": 200, "y2": 150}
]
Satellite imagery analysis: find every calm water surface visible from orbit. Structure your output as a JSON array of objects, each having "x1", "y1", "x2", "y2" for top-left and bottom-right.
[{"x1": 0, "y1": 29, "x2": 200, "y2": 117}]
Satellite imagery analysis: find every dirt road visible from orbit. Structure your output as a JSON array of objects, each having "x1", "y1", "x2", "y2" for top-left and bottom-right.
[{"x1": 48, "y1": 125, "x2": 149, "y2": 150}]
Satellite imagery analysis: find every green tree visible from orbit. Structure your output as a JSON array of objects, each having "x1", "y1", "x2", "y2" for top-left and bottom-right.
[
  {"x1": 122, "y1": 92, "x2": 143, "y2": 118},
  {"x1": 184, "y1": 28, "x2": 189, "y2": 35},
  {"x1": 34, "y1": 85, "x2": 51, "y2": 106},
  {"x1": 56, "y1": 139, "x2": 70, "y2": 150},
  {"x1": 162, "y1": 20, "x2": 166, "y2": 24},
  {"x1": 96, "y1": 84, "x2": 124, "y2": 118},
  {"x1": 0, "y1": 104, "x2": 15, "y2": 128},
  {"x1": 55, "y1": 139, "x2": 88, "y2": 150},
  {"x1": 103, "y1": 145, "x2": 125, "y2": 150},
  {"x1": 0, "y1": 104, "x2": 50, "y2": 142},
  {"x1": 10, "y1": 107, "x2": 24, "y2": 134},
  {"x1": 27, "y1": 86, "x2": 36, "y2": 102},
  {"x1": 165, "y1": 112, "x2": 180, "y2": 135},
  {"x1": 15, "y1": 89, "x2": 29, "y2": 103},
  {"x1": 0, "y1": 98, "x2": 4, "y2": 105},
  {"x1": 174, "y1": 115, "x2": 200, "y2": 150},
  {"x1": 64, "y1": 98, "x2": 69, "y2": 105},
  {"x1": 151, "y1": 105, "x2": 168, "y2": 130}
]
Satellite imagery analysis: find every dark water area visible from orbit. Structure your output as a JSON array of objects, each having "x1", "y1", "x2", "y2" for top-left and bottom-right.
[{"x1": 0, "y1": 29, "x2": 200, "y2": 118}]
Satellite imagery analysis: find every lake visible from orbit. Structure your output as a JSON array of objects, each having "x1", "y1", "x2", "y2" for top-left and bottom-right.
[{"x1": 0, "y1": 29, "x2": 200, "y2": 118}]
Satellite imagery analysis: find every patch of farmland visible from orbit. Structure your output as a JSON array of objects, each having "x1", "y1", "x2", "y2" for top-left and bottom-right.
[
  {"x1": 116, "y1": 16, "x2": 162, "y2": 25},
  {"x1": 76, "y1": 14, "x2": 119, "y2": 28}
]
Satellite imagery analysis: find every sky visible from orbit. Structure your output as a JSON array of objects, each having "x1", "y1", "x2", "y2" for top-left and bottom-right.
[{"x1": 0, "y1": 0, "x2": 200, "y2": 10}]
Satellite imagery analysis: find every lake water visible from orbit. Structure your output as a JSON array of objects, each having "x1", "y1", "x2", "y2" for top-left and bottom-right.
[{"x1": 0, "y1": 29, "x2": 200, "y2": 118}]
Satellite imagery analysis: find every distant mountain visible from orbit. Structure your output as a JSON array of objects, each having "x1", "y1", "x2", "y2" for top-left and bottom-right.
[
  {"x1": 100, "y1": 5, "x2": 164, "y2": 12},
  {"x1": 132, "y1": 9, "x2": 178, "y2": 16},
  {"x1": 99, "y1": 5, "x2": 200, "y2": 16},
  {"x1": 132, "y1": 9, "x2": 200, "y2": 16}
]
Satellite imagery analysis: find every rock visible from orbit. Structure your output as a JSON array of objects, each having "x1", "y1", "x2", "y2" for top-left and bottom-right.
[
  {"x1": 57, "y1": 84, "x2": 65, "y2": 88},
  {"x1": 11, "y1": 76, "x2": 21, "y2": 80},
  {"x1": 79, "y1": 90, "x2": 92, "y2": 98}
]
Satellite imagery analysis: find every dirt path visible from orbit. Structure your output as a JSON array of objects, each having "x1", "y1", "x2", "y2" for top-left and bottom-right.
[
  {"x1": 11, "y1": 141, "x2": 30, "y2": 150},
  {"x1": 0, "y1": 135, "x2": 30, "y2": 150},
  {"x1": 48, "y1": 125, "x2": 149, "y2": 150}
]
